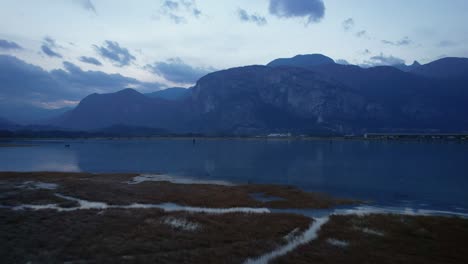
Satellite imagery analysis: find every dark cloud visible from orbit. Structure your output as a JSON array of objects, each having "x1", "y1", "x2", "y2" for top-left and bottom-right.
[
  {"x1": 362, "y1": 53, "x2": 405, "y2": 67},
  {"x1": 94, "y1": 40, "x2": 136, "y2": 67},
  {"x1": 0, "y1": 39, "x2": 23, "y2": 50},
  {"x1": 342, "y1": 18, "x2": 354, "y2": 31},
  {"x1": 0, "y1": 55, "x2": 60, "y2": 102},
  {"x1": 53, "y1": 61, "x2": 145, "y2": 90},
  {"x1": 0, "y1": 55, "x2": 163, "y2": 110},
  {"x1": 238, "y1": 8, "x2": 267, "y2": 26},
  {"x1": 269, "y1": 0, "x2": 325, "y2": 24},
  {"x1": 41, "y1": 37, "x2": 62, "y2": 58},
  {"x1": 79, "y1": 56, "x2": 102, "y2": 66},
  {"x1": 163, "y1": 0, "x2": 179, "y2": 10},
  {"x1": 155, "y1": 0, "x2": 202, "y2": 24},
  {"x1": 41, "y1": 45, "x2": 62, "y2": 58},
  {"x1": 146, "y1": 57, "x2": 214, "y2": 84},
  {"x1": 73, "y1": 0, "x2": 96, "y2": 14},
  {"x1": 193, "y1": 8, "x2": 202, "y2": 18},
  {"x1": 382, "y1": 36, "x2": 412, "y2": 46}
]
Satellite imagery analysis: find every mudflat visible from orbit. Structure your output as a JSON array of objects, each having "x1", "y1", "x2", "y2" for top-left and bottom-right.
[
  {"x1": 1, "y1": 172, "x2": 467, "y2": 263},
  {"x1": 0, "y1": 172, "x2": 354, "y2": 209}
]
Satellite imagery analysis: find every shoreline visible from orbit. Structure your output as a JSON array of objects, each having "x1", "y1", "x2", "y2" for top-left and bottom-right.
[
  {"x1": 0, "y1": 172, "x2": 356, "y2": 209},
  {"x1": 2, "y1": 135, "x2": 467, "y2": 143}
]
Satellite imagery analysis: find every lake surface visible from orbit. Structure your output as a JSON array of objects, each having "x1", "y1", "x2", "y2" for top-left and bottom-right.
[{"x1": 1, "y1": 138, "x2": 467, "y2": 213}]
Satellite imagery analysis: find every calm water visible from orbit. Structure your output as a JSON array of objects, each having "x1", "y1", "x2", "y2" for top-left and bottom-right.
[{"x1": 1, "y1": 139, "x2": 467, "y2": 213}]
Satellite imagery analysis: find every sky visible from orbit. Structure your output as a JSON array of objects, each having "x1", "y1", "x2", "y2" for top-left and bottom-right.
[{"x1": 0, "y1": 0, "x2": 467, "y2": 109}]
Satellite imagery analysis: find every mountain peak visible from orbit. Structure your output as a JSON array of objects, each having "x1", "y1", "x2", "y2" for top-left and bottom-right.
[
  {"x1": 267, "y1": 54, "x2": 335, "y2": 68},
  {"x1": 391, "y1": 61, "x2": 421, "y2": 72},
  {"x1": 115, "y1": 88, "x2": 141, "y2": 95},
  {"x1": 411, "y1": 61, "x2": 421, "y2": 67},
  {"x1": 411, "y1": 57, "x2": 468, "y2": 79}
]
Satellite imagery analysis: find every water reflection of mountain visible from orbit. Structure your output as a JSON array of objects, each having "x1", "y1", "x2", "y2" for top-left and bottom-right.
[
  {"x1": 70, "y1": 139, "x2": 468, "y2": 208},
  {"x1": 1, "y1": 139, "x2": 466, "y2": 209}
]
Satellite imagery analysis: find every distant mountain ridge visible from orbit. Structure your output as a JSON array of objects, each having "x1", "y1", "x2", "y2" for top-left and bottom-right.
[
  {"x1": 267, "y1": 54, "x2": 335, "y2": 68},
  {"x1": 53, "y1": 88, "x2": 189, "y2": 131},
  {"x1": 145, "y1": 87, "x2": 190, "y2": 101},
  {"x1": 393, "y1": 61, "x2": 421, "y2": 72},
  {"x1": 410, "y1": 57, "x2": 468, "y2": 79},
  {"x1": 12, "y1": 54, "x2": 468, "y2": 135},
  {"x1": 0, "y1": 117, "x2": 18, "y2": 130},
  {"x1": 0, "y1": 104, "x2": 71, "y2": 125}
]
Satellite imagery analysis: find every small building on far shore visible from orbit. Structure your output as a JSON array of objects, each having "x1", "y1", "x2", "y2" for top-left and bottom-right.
[{"x1": 363, "y1": 133, "x2": 468, "y2": 140}]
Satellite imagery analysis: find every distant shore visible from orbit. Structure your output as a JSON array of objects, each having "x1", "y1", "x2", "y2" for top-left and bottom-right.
[{"x1": 1, "y1": 133, "x2": 467, "y2": 142}]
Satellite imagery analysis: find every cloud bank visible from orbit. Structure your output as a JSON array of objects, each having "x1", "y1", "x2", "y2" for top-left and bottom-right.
[{"x1": 0, "y1": 55, "x2": 163, "y2": 110}]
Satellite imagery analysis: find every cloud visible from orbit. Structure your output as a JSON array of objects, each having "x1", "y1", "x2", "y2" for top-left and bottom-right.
[
  {"x1": 163, "y1": 0, "x2": 179, "y2": 10},
  {"x1": 237, "y1": 8, "x2": 267, "y2": 26},
  {"x1": 355, "y1": 30, "x2": 368, "y2": 38},
  {"x1": 193, "y1": 8, "x2": 202, "y2": 18},
  {"x1": 41, "y1": 37, "x2": 62, "y2": 58},
  {"x1": 342, "y1": 18, "x2": 354, "y2": 31},
  {"x1": 0, "y1": 55, "x2": 61, "y2": 102},
  {"x1": 73, "y1": 0, "x2": 96, "y2": 14},
  {"x1": 79, "y1": 56, "x2": 102, "y2": 66},
  {"x1": 342, "y1": 19, "x2": 369, "y2": 39},
  {"x1": 362, "y1": 49, "x2": 371, "y2": 55},
  {"x1": 168, "y1": 14, "x2": 187, "y2": 24},
  {"x1": 335, "y1": 59, "x2": 350, "y2": 65},
  {"x1": 54, "y1": 61, "x2": 147, "y2": 91},
  {"x1": 146, "y1": 57, "x2": 214, "y2": 84},
  {"x1": 382, "y1": 36, "x2": 412, "y2": 46},
  {"x1": 437, "y1": 40, "x2": 457, "y2": 47},
  {"x1": 269, "y1": 0, "x2": 325, "y2": 24},
  {"x1": 41, "y1": 45, "x2": 62, "y2": 58},
  {"x1": 0, "y1": 55, "x2": 163, "y2": 110},
  {"x1": 154, "y1": 0, "x2": 202, "y2": 24},
  {"x1": 0, "y1": 39, "x2": 23, "y2": 50},
  {"x1": 94, "y1": 40, "x2": 136, "y2": 67},
  {"x1": 362, "y1": 53, "x2": 405, "y2": 67}
]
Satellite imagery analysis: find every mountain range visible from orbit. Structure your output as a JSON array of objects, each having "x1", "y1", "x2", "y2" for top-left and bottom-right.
[{"x1": 3, "y1": 54, "x2": 468, "y2": 136}]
